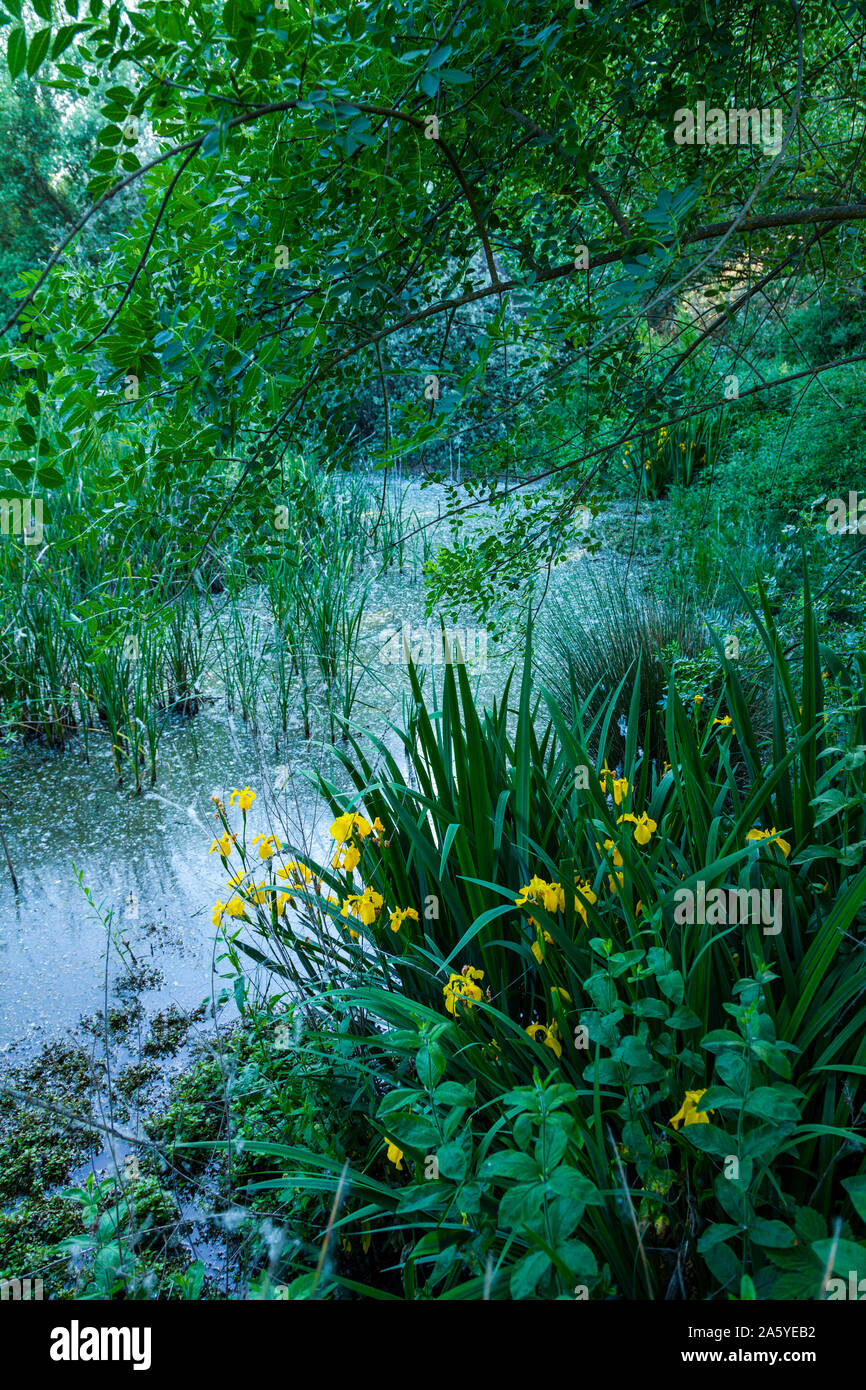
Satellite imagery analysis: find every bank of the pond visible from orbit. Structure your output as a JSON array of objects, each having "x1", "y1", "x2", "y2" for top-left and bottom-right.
[
  {"x1": 0, "y1": 480, "x2": 637, "y2": 1296},
  {"x1": 0, "y1": 481, "x2": 612, "y2": 1054}
]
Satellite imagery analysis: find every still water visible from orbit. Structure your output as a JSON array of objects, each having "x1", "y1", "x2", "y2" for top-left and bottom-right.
[
  {"x1": 0, "y1": 484, "x2": 602, "y2": 1054},
  {"x1": 0, "y1": 580, "x2": 508, "y2": 1051}
]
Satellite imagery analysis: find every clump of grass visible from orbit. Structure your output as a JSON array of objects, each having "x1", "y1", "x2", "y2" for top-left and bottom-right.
[
  {"x1": 300, "y1": 551, "x2": 370, "y2": 742},
  {"x1": 204, "y1": 567, "x2": 866, "y2": 1301},
  {"x1": 537, "y1": 564, "x2": 706, "y2": 766}
]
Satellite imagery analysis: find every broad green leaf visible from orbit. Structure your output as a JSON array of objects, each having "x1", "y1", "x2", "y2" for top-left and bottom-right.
[
  {"x1": 26, "y1": 26, "x2": 52, "y2": 76},
  {"x1": 7, "y1": 25, "x2": 26, "y2": 78}
]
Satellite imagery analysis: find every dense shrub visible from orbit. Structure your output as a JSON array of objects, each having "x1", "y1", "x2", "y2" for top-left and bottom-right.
[
  {"x1": 719, "y1": 366, "x2": 866, "y2": 525},
  {"x1": 536, "y1": 564, "x2": 707, "y2": 766},
  {"x1": 783, "y1": 288, "x2": 866, "y2": 366},
  {"x1": 204, "y1": 577, "x2": 866, "y2": 1299}
]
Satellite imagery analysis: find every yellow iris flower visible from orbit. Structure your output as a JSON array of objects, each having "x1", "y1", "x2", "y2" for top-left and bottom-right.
[
  {"x1": 443, "y1": 966, "x2": 484, "y2": 1016},
  {"x1": 330, "y1": 812, "x2": 372, "y2": 843},
  {"x1": 525, "y1": 1020, "x2": 562, "y2": 1058},
  {"x1": 389, "y1": 906, "x2": 419, "y2": 933},
  {"x1": 385, "y1": 1140, "x2": 404, "y2": 1171},
  {"x1": 669, "y1": 1089, "x2": 713, "y2": 1130},
  {"x1": 746, "y1": 826, "x2": 791, "y2": 858}
]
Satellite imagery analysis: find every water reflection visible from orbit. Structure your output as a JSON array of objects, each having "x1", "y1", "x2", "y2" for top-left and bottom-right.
[{"x1": 0, "y1": 480, "x2": 600, "y2": 1051}]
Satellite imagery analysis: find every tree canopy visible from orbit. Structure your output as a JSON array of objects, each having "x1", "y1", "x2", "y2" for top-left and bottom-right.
[{"x1": 2, "y1": 0, "x2": 865, "y2": 611}]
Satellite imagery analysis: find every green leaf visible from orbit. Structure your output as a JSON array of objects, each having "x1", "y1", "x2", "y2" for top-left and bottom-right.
[
  {"x1": 843, "y1": 1176, "x2": 866, "y2": 1225},
  {"x1": 436, "y1": 1141, "x2": 468, "y2": 1182},
  {"x1": 200, "y1": 125, "x2": 224, "y2": 158},
  {"x1": 425, "y1": 44, "x2": 453, "y2": 69},
  {"x1": 667, "y1": 1005, "x2": 702, "y2": 1030},
  {"x1": 382, "y1": 1114, "x2": 440, "y2": 1150},
  {"x1": 794, "y1": 1206, "x2": 826, "y2": 1244},
  {"x1": 743, "y1": 1087, "x2": 802, "y2": 1124},
  {"x1": 377, "y1": 1086, "x2": 421, "y2": 1117},
  {"x1": 509, "y1": 1249, "x2": 550, "y2": 1298},
  {"x1": 438, "y1": 822, "x2": 461, "y2": 879},
  {"x1": 555, "y1": 1240, "x2": 597, "y2": 1280},
  {"x1": 479, "y1": 1151, "x2": 538, "y2": 1182},
  {"x1": 223, "y1": 0, "x2": 243, "y2": 36},
  {"x1": 811, "y1": 1238, "x2": 866, "y2": 1283},
  {"x1": 7, "y1": 458, "x2": 33, "y2": 485},
  {"x1": 701, "y1": 1239, "x2": 739, "y2": 1288},
  {"x1": 26, "y1": 26, "x2": 52, "y2": 76},
  {"x1": 396, "y1": 1183, "x2": 445, "y2": 1214},
  {"x1": 656, "y1": 967, "x2": 684, "y2": 1004},
  {"x1": 499, "y1": 1181, "x2": 544, "y2": 1228},
  {"x1": 416, "y1": 1042, "x2": 446, "y2": 1088},
  {"x1": 633, "y1": 997, "x2": 668, "y2": 1020},
  {"x1": 749, "y1": 1218, "x2": 796, "y2": 1249},
  {"x1": 434, "y1": 1082, "x2": 474, "y2": 1107},
  {"x1": 547, "y1": 1168, "x2": 600, "y2": 1205},
  {"x1": 697, "y1": 1222, "x2": 740, "y2": 1252},
  {"x1": 299, "y1": 328, "x2": 318, "y2": 358},
  {"x1": 680, "y1": 1122, "x2": 735, "y2": 1157},
  {"x1": 7, "y1": 25, "x2": 26, "y2": 78}
]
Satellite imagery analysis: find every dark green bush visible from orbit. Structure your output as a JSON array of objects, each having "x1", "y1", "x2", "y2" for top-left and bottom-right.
[{"x1": 720, "y1": 366, "x2": 866, "y2": 524}]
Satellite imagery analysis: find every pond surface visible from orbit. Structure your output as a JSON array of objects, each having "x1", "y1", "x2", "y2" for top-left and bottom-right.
[{"x1": 0, "y1": 481, "x2": 607, "y2": 1054}]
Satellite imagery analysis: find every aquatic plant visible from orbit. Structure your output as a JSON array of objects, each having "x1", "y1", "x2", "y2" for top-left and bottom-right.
[{"x1": 207, "y1": 577, "x2": 866, "y2": 1299}]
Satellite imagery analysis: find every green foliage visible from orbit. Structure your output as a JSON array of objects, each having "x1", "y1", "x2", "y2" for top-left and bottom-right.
[
  {"x1": 2, "y1": 0, "x2": 866, "y2": 1307},
  {"x1": 784, "y1": 288, "x2": 866, "y2": 367},
  {"x1": 0, "y1": 75, "x2": 111, "y2": 317},
  {"x1": 2, "y1": 0, "x2": 865, "y2": 599},
  {"x1": 721, "y1": 366, "x2": 866, "y2": 526},
  {"x1": 0, "y1": 1043, "x2": 102, "y2": 1201},
  {"x1": 615, "y1": 406, "x2": 728, "y2": 502},
  {"x1": 59, "y1": 1173, "x2": 200, "y2": 1300},
  {"x1": 201, "y1": 570, "x2": 866, "y2": 1298},
  {"x1": 0, "y1": 1194, "x2": 79, "y2": 1287},
  {"x1": 537, "y1": 565, "x2": 707, "y2": 765}
]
